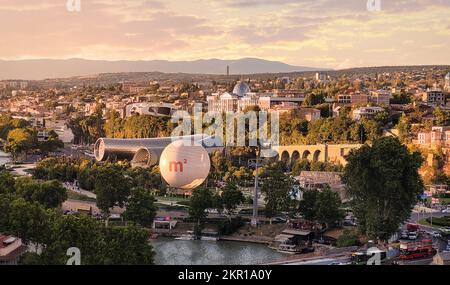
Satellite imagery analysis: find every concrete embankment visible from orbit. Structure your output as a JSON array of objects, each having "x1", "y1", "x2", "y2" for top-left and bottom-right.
[{"x1": 220, "y1": 236, "x2": 272, "y2": 245}]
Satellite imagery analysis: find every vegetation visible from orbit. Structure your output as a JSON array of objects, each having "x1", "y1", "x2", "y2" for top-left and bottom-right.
[
  {"x1": 14, "y1": 177, "x2": 67, "y2": 209},
  {"x1": 299, "y1": 188, "x2": 343, "y2": 227},
  {"x1": 124, "y1": 187, "x2": 157, "y2": 227},
  {"x1": 94, "y1": 165, "x2": 132, "y2": 215},
  {"x1": 279, "y1": 109, "x2": 388, "y2": 146},
  {"x1": 0, "y1": 114, "x2": 63, "y2": 160},
  {"x1": 189, "y1": 187, "x2": 216, "y2": 226},
  {"x1": 34, "y1": 157, "x2": 163, "y2": 193},
  {"x1": 0, "y1": 169, "x2": 154, "y2": 265},
  {"x1": 68, "y1": 112, "x2": 105, "y2": 145},
  {"x1": 216, "y1": 181, "x2": 245, "y2": 218},
  {"x1": 337, "y1": 229, "x2": 361, "y2": 248},
  {"x1": 260, "y1": 163, "x2": 299, "y2": 220},
  {"x1": 104, "y1": 111, "x2": 174, "y2": 139},
  {"x1": 342, "y1": 137, "x2": 424, "y2": 241},
  {"x1": 425, "y1": 216, "x2": 450, "y2": 227}
]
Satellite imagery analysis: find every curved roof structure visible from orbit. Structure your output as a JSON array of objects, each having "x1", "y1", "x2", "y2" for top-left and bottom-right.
[{"x1": 94, "y1": 134, "x2": 224, "y2": 168}]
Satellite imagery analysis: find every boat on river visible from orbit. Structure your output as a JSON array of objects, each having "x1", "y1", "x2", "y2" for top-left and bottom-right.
[
  {"x1": 200, "y1": 230, "x2": 220, "y2": 241},
  {"x1": 175, "y1": 231, "x2": 196, "y2": 240}
]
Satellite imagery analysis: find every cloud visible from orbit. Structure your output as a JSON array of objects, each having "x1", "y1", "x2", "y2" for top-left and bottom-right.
[{"x1": 0, "y1": 0, "x2": 448, "y2": 68}]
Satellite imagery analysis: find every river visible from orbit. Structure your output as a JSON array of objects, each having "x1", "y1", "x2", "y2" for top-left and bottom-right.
[{"x1": 151, "y1": 238, "x2": 287, "y2": 265}]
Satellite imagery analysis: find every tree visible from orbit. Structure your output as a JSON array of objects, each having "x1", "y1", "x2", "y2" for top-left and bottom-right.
[
  {"x1": 104, "y1": 110, "x2": 124, "y2": 138},
  {"x1": 434, "y1": 107, "x2": 450, "y2": 126},
  {"x1": 0, "y1": 191, "x2": 155, "y2": 265},
  {"x1": 0, "y1": 115, "x2": 30, "y2": 140},
  {"x1": 261, "y1": 163, "x2": 298, "y2": 221},
  {"x1": 41, "y1": 214, "x2": 106, "y2": 265},
  {"x1": 102, "y1": 224, "x2": 155, "y2": 265},
  {"x1": 68, "y1": 114, "x2": 105, "y2": 145},
  {"x1": 396, "y1": 114, "x2": 411, "y2": 143},
  {"x1": 298, "y1": 189, "x2": 318, "y2": 221},
  {"x1": 0, "y1": 170, "x2": 15, "y2": 194},
  {"x1": 299, "y1": 188, "x2": 342, "y2": 227},
  {"x1": 33, "y1": 180, "x2": 68, "y2": 209},
  {"x1": 337, "y1": 229, "x2": 360, "y2": 248},
  {"x1": 315, "y1": 188, "x2": 343, "y2": 227},
  {"x1": 211, "y1": 151, "x2": 230, "y2": 180},
  {"x1": 390, "y1": 92, "x2": 411, "y2": 104},
  {"x1": 3, "y1": 198, "x2": 52, "y2": 245},
  {"x1": 124, "y1": 187, "x2": 157, "y2": 227},
  {"x1": 189, "y1": 187, "x2": 214, "y2": 225},
  {"x1": 39, "y1": 130, "x2": 64, "y2": 153},
  {"x1": 218, "y1": 181, "x2": 245, "y2": 218},
  {"x1": 94, "y1": 166, "x2": 132, "y2": 215},
  {"x1": 123, "y1": 114, "x2": 169, "y2": 139},
  {"x1": 227, "y1": 166, "x2": 253, "y2": 186},
  {"x1": 342, "y1": 137, "x2": 424, "y2": 241},
  {"x1": 14, "y1": 178, "x2": 67, "y2": 209},
  {"x1": 127, "y1": 167, "x2": 161, "y2": 191},
  {"x1": 4, "y1": 128, "x2": 35, "y2": 160}
]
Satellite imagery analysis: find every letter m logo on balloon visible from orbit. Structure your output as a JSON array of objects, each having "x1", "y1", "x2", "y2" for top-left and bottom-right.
[{"x1": 169, "y1": 161, "x2": 184, "y2": 172}]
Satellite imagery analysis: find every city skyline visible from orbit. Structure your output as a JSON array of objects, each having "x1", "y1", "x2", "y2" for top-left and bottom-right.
[{"x1": 0, "y1": 0, "x2": 449, "y2": 69}]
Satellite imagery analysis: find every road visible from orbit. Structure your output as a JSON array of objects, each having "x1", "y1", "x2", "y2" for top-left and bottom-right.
[
  {"x1": 284, "y1": 256, "x2": 351, "y2": 265},
  {"x1": 397, "y1": 257, "x2": 434, "y2": 265}
]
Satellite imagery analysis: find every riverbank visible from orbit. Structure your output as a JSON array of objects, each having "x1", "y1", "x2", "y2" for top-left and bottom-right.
[{"x1": 220, "y1": 236, "x2": 271, "y2": 245}]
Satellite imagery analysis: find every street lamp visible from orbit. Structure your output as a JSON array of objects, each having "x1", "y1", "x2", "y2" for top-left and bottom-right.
[{"x1": 248, "y1": 142, "x2": 271, "y2": 228}]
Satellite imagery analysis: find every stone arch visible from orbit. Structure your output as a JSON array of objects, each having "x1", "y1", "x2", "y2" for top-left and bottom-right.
[
  {"x1": 313, "y1": 150, "x2": 321, "y2": 162},
  {"x1": 302, "y1": 150, "x2": 311, "y2": 161},
  {"x1": 291, "y1": 151, "x2": 300, "y2": 164},
  {"x1": 281, "y1": 151, "x2": 290, "y2": 166}
]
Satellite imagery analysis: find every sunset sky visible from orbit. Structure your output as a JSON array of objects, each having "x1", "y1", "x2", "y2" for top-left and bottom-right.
[{"x1": 0, "y1": 0, "x2": 449, "y2": 69}]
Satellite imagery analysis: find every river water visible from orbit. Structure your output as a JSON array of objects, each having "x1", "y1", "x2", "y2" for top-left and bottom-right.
[{"x1": 151, "y1": 238, "x2": 287, "y2": 265}]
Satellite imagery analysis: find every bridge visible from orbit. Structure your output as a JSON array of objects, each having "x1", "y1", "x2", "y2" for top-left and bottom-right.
[{"x1": 272, "y1": 144, "x2": 363, "y2": 166}]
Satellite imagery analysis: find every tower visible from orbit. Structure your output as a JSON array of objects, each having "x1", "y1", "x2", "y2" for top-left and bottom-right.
[{"x1": 227, "y1": 65, "x2": 230, "y2": 76}]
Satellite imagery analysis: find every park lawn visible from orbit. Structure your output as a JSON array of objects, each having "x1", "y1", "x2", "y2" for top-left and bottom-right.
[
  {"x1": 418, "y1": 217, "x2": 441, "y2": 229},
  {"x1": 418, "y1": 217, "x2": 450, "y2": 231},
  {"x1": 426, "y1": 197, "x2": 450, "y2": 205},
  {"x1": 67, "y1": 191, "x2": 97, "y2": 203}
]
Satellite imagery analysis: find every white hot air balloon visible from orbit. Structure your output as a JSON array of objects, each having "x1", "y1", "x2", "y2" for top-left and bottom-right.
[{"x1": 159, "y1": 140, "x2": 211, "y2": 190}]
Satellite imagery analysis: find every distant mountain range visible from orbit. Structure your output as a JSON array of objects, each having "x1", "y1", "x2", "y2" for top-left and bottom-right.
[{"x1": 0, "y1": 58, "x2": 325, "y2": 80}]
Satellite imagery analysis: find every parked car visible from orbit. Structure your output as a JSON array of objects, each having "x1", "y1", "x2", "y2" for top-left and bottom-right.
[
  {"x1": 272, "y1": 217, "x2": 287, "y2": 224},
  {"x1": 408, "y1": 232, "x2": 418, "y2": 240},
  {"x1": 401, "y1": 231, "x2": 409, "y2": 239},
  {"x1": 442, "y1": 208, "x2": 450, "y2": 214},
  {"x1": 430, "y1": 231, "x2": 442, "y2": 238}
]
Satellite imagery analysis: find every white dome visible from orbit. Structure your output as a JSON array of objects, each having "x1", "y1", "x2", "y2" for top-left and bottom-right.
[
  {"x1": 159, "y1": 141, "x2": 210, "y2": 190},
  {"x1": 232, "y1": 81, "x2": 251, "y2": 97}
]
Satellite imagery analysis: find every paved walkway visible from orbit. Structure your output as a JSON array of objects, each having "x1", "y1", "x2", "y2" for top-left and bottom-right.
[{"x1": 63, "y1": 182, "x2": 97, "y2": 199}]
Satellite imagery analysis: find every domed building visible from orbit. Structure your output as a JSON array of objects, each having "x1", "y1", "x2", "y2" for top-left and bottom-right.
[{"x1": 232, "y1": 81, "x2": 251, "y2": 97}]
